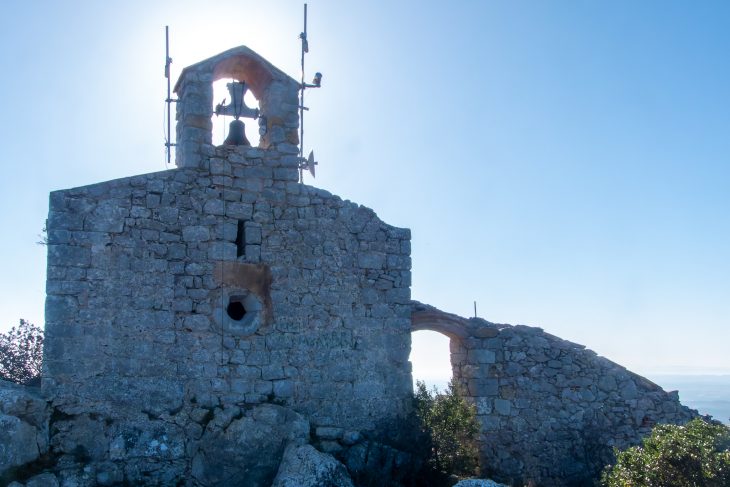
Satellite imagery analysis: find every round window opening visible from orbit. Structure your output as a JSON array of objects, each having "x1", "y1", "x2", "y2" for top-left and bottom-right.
[
  {"x1": 215, "y1": 291, "x2": 264, "y2": 336},
  {"x1": 227, "y1": 300, "x2": 247, "y2": 321}
]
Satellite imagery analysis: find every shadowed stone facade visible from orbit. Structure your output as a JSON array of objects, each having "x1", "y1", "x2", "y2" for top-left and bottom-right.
[
  {"x1": 0, "y1": 46, "x2": 700, "y2": 486},
  {"x1": 44, "y1": 142, "x2": 413, "y2": 429}
]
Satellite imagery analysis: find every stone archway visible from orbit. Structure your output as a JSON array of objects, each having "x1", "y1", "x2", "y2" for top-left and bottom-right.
[
  {"x1": 410, "y1": 302, "x2": 500, "y2": 464},
  {"x1": 410, "y1": 302, "x2": 501, "y2": 399},
  {"x1": 410, "y1": 302, "x2": 471, "y2": 394},
  {"x1": 411, "y1": 303, "x2": 470, "y2": 340}
]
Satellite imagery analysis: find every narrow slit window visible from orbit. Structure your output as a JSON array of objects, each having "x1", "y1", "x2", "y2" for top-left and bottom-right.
[{"x1": 235, "y1": 220, "x2": 246, "y2": 257}]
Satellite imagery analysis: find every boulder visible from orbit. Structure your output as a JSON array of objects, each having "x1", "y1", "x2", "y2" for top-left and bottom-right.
[
  {"x1": 272, "y1": 444, "x2": 354, "y2": 487},
  {"x1": 25, "y1": 473, "x2": 60, "y2": 487},
  {"x1": 0, "y1": 380, "x2": 49, "y2": 455},
  {"x1": 0, "y1": 380, "x2": 49, "y2": 429},
  {"x1": 192, "y1": 404, "x2": 310, "y2": 487},
  {"x1": 0, "y1": 414, "x2": 41, "y2": 478}
]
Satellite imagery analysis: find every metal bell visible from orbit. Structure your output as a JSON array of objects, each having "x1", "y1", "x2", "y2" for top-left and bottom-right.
[{"x1": 224, "y1": 120, "x2": 250, "y2": 146}]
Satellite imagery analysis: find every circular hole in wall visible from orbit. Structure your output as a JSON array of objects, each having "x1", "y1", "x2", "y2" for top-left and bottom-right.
[
  {"x1": 215, "y1": 290, "x2": 264, "y2": 336},
  {"x1": 227, "y1": 299, "x2": 247, "y2": 321}
]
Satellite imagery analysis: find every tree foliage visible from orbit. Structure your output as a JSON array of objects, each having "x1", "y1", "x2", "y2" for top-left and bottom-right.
[
  {"x1": 414, "y1": 379, "x2": 480, "y2": 478},
  {"x1": 601, "y1": 418, "x2": 730, "y2": 487},
  {"x1": 0, "y1": 319, "x2": 44, "y2": 386}
]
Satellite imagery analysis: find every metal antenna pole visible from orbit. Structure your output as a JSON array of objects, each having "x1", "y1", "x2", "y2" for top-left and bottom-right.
[
  {"x1": 298, "y1": 5, "x2": 309, "y2": 182},
  {"x1": 299, "y1": 4, "x2": 307, "y2": 163},
  {"x1": 165, "y1": 26, "x2": 173, "y2": 165},
  {"x1": 297, "y1": 3, "x2": 321, "y2": 183}
]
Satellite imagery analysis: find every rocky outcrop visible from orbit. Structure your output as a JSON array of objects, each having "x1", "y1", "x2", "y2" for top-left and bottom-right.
[
  {"x1": 0, "y1": 381, "x2": 49, "y2": 481},
  {"x1": 0, "y1": 414, "x2": 43, "y2": 477},
  {"x1": 192, "y1": 404, "x2": 310, "y2": 486},
  {"x1": 272, "y1": 444, "x2": 353, "y2": 487}
]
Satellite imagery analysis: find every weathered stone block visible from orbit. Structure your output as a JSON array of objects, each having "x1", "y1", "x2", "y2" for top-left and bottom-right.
[
  {"x1": 207, "y1": 241, "x2": 237, "y2": 260},
  {"x1": 598, "y1": 375, "x2": 618, "y2": 392},
  {"x1": 385, "y1": 288, "x2": 410, "y2": 304},
  {"x1": 468, "y1": 378, "x2": 499, "y2": 397},
  {"x1": 231, "y1": 379, "x2": 252, "y2": 394},
  {"x1": 47, "y1": 244, "x2": 90, "y2": 267},
  {"x1": 272, "y1": 444, "x2": 354, "y2": 487},
  {"x1": 0, "y1": 414, "x2": 41, "y2": 477},
  {"x1": 244, "y1": 223, "x2": 262, "y2": 244},
  {"x1": 494, "y1": 399, "x2": 511, "y2": 416},
  {"x1": 209, "y1": 158, "x2": 231, "y2": 175},
  {"x1": 193, "y1": 404, "x2": 309, "y2": 486},
  {"x1": 45, "y1": 295, "x2": 77, "y2": 322},
  {"x1": 182, "y1": 225, "x2": 210, "y2": 242},
  {"x1": 315, "y1": 426, "x2": 344, "y2": 440},
  {"x1": 47, "y1": 210, "x2": 84, "y2": 230},
  {"x1": 226, "y1": 202, "x2": 254, "y2": 219},
  {"x1": 468, "y1": 349, "x2": 496, "y2": 364},
  {"x1": 273, "y1": 380, "x2": 294, "y2": 398},
  {"x1": 203, "y1": 199, "x2": 225, "y2": 215},
  {"x1": 357, "y1": 252, "x2": 385, "y2": 269},
  {"x1": 183, "y1": 314, "x2": 210, "y2": 331}
]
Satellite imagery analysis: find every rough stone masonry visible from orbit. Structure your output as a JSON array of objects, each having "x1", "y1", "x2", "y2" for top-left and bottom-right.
[{"x1": 0, "y1": 46, "x2": 698, "y2": 486}]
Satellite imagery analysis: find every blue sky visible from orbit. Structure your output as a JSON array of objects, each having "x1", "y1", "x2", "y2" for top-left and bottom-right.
[{"x1": 1, "y1": 1, "x2": 728, "y2": 380}]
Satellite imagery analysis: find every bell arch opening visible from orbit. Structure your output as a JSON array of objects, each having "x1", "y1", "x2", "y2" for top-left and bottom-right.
[
  {"x1": 174, "y1": 45, "x2": 301, "y2": 167},
  {"x1": 211, "y1": 78, "x2": 261, "y2": 147}
]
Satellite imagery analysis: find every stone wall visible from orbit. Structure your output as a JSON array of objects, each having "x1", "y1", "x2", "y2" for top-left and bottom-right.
[
  {"x1": 45, "y1": 143, "x2": 413, "y2": 436},
  {"x1": 413, "y1": 303, "x2": 698, "y2": 486}
]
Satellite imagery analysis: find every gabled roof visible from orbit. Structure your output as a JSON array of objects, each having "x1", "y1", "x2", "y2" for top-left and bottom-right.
[{"x1": 174, "y1": 45, "x2": 299, "y2": 100}]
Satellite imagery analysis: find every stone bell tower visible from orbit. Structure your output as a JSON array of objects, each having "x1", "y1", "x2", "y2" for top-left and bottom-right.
[
  {"x1": 174, "y1": 46, "x2": 302, "y2": 168},
  {"x1": 43, "y1": 45, "x2": 414, "y2": 484}
]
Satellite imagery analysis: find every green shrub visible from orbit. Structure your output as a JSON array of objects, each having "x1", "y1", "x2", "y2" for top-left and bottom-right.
[
  {"x1": 414, "y1": 379, "x2": 480, "y2": 478},
  {"x1": 0, "y1": 320, "x2": 43, "y2": 385},
  {"x1": 601, "y1": 417, "x2": 730, "y2": 487}
]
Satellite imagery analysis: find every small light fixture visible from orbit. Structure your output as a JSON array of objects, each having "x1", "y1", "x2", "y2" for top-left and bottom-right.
[{"x1": 312, "y1": 72, "x2": 322, "y2": 87}]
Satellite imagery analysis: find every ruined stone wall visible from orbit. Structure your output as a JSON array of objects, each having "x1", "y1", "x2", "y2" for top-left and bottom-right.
[
  {"x1": 445, "y1": 316, "x2": 697, "y2": 486},
  {"x1": 44, "y1": 144, "x2": 413, "y2": 436}
]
